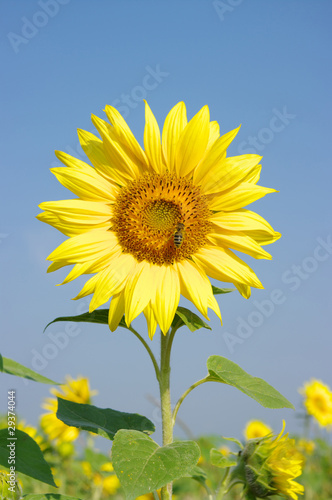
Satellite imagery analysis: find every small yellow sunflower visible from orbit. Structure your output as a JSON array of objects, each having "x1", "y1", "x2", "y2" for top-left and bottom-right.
[
  {"x1": 300, "y1": 379, "x2": 332, "y2": 427},
  {"x1": 244, "y1": 419, "x2": 272, "y2": 440},
  {"x1": 38, "y1": 102, "x2": 280, "y2": 338},
  {"x1": 40, "y1": 375, "x2": 96, "y2": 444}
]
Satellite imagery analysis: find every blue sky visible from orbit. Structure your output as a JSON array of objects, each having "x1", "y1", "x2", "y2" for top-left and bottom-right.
[{"x1": 1, "y1": 0, "x2": 332, "y2": 447}]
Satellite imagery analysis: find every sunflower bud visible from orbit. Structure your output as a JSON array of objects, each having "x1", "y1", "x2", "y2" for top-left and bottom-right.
[{"x1": 231, "y1": 422, "x2": 304, "y2": 499}]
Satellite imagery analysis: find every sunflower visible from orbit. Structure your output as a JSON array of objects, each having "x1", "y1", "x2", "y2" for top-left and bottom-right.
[
  {"x1": 243, "y1": 419, "x2": 272, "y2": 440},
  {"x1": 240, "y1": 422, "x2": 304, "y2": 499},
  {"x1": 38, "y1": 102, "x2": 280, "y2": 338},
  {"x1": 40, "y1": 375, "x2": 96, "y2": 444},
  {"x1": 300, "y1": 379, "x2": 332, "y2": 427}
]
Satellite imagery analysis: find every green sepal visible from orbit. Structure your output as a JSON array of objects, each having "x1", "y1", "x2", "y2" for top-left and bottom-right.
[
  {"x1": 112, "y1": 429, "x2": 200, "y2": 500},
  {"x1": 212, "y1": 286, "x2": 235, "y2": 295},
  {"x1": 0, "y1": 354, "x2": 58, "y2": 384},
  {"x1": 210, "y1": 448, "x2": 237, "y2": 468},
  {"x1": 56, "y1": 398, "x2": 155, "y2": 440},
  {"x1": 44, "y1": 309, "x2": 114, "y2": 331},
  {"x1": 207, "y1": 355, "x2": 294, "y2": 409},
  {"x1": 45, "y1": 306, "x2": 212, "y2": 335},
  {"x1": 0, "y1": 429, "x2": 56, "y2": 487},
  {"x1": 171, "y1": 306, "x2": 211, "y2": 332}
]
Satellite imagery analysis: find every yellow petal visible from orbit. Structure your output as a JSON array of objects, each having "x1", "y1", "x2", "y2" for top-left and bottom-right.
[
  {"x1": 200, "y1": 154, "x2": 262, "y2": 195},
  {"x1": 73, "y1": 273, "x2": 101, "y2": 300},
  {"x1": 39, "y1": 199, "x2": 113, "y2": 217},
  {"x1": 234, "y1": 282, "x2": 251, "y2": 298},
  {"x1": 46, "y1": 229, "x2": 118, "y2": 263},
  {"x1": 194, "y1": 126, "x2": 241, "y2": 185},
  {"x1": 206, "y1": 121, "x2": 220, "y2": 150},
  {"x1": 104, "y1": 105, "x2": 148, "y2": 167},
  {"x1": 91, "y1": 114, "x2": 139, "y2": 181},
  {"x1": 207, "y1": 233, "x2": 272, "y2": 260},
  {"x1": 77, "y1": 129, "x2": 128, "y2": 186},
  {"x1": 151, "y1": 265, "x2": 180, "y2": 334},
  {"x1": 50, "y1": 165, "x2": 116, "y2": 202},
  {"x1": 193, "y1": 246, "x2": 263, "y2": 289},
  {"x1": 47, "y1": 261, "x2": 67, "y2": 273},
  {"x1": 176, "y1": 260, "x2": 211, "y2": 319},
  {"x1": 175, "y1": 105, "x2": 210, "y2": 177},
  {"x1": 143, "y1": 101, "x2": 163, "y2": 174},
  {"x1": 89, "y1": 252, "x2": 136, "y2": 312},
  {"x1": 143, "y1": 304, "x2": 158, "y2": 340},
  {"x1": 108, "y1": 291, "x2": 125, "y2": 331},
  {"x1": 207, "y1": 293, "x2": 222, "y2": 322},
  {"x1": 61, "y1": 262, "x2": 91, "y2": 285},
  {"x1": 251, "y1": 231, "x2": 281, "y2": 246},
  {"x1": 210, "y1": 209, "x2": 276, "y2": 234},
  {"x1": 124, "y1": 262, "x2": 156, "y2": 326},
  {"x1": 208, "y1": 183, "x2": 277, "y2": 211},
  {"x1": 162, "y1": 101, "x2": 187, "y2": 172}
]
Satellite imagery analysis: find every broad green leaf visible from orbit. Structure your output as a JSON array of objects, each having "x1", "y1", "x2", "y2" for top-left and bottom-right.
[
  {"x1": 212, "y1": 286, "x2": 235, "y2": 295},
  {"x1": 112, "y1": 430, "x2": 200, "y2": 500},
  {"x1": 210, "y1": 448, "x2": 237, "y2": 468},
  {"x1": 172, "y1": 307, "x2": 211, "y2": 332},
  {"x1": 23, "y1": 496, "x2": 82, "y2": 500},
  {"x1": 0, "y1": 355, "x2": 58, "y2": 384},
  {"x1": 0, "y1": 429, "x2": 56, "y2": 487},
  {"x1": 207, "y1": 355, "x2": 294, "y2": 409},
  {"x1": 56, "y1": 398, "x2": 155, "y2": 440},
  {"x1": 0, "y1": 353, "x2": 3, "y2": 371}
]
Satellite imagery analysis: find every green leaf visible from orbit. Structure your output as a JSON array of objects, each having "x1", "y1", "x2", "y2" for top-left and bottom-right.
[
  {"x1": 0, "y1": 429, "x2": 56, "y2": 487},
  {"x1": 220, "y1": 436, "x2": 243, "y2": 449},
  {"x1": 44, "y1": 309, "x2": 110, "y2": 331},
  {"x1": 112, "y1": 430, "x2": 200, "y2": 500},
  {"x1": 207, "y1": 355, "x2": 294, "y2": 409},
  {"x1": 0, "y1": 355, "x2": 58, "y2": 384},
  {"x1": 56, "y1": 398, "x2": 155, "y2": 440},
  {"x1": 0, "y1": 353, "x2": 3, "y2": 371},
  {"x1": 212, "y1": 286, "x2": 235, "y2": 295},
  {"x1": 210, "y1": 448, "x2": 237, "y2": 468},
  {"x1": 172, "y1": 307, "x2": 211, "y2": 332},
  {"x1": 183, "y1": 465, "x2": 207, "y2": 485},
  {"x1": 23, "y1": 496, "x2": 82, "y2": 500}
]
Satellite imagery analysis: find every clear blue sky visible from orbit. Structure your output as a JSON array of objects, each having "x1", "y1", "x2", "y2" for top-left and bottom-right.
[{"x1": 1, "y1": 0, "x2": 331, "y2": 446}]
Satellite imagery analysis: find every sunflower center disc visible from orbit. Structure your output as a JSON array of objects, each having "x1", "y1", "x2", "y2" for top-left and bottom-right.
[{"x1": 112, "y1": 173, "x2": 211, "y2": 265}]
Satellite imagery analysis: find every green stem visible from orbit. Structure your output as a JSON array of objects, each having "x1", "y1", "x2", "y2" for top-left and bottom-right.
[
  {"x1": 172, "y1": 376, "x2": 211, "y2": 426},
  {"x1": 129, "y1": 325, "x2": 160, "y2": 381},
  {"x1": 159, "y1": 330, "x2": 173, "y2": 500}
]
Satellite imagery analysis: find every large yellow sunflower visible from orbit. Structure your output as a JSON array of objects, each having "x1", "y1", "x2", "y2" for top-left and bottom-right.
[{"x1": 38, "y1": 102, "x2": 280, "y2": 339}]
